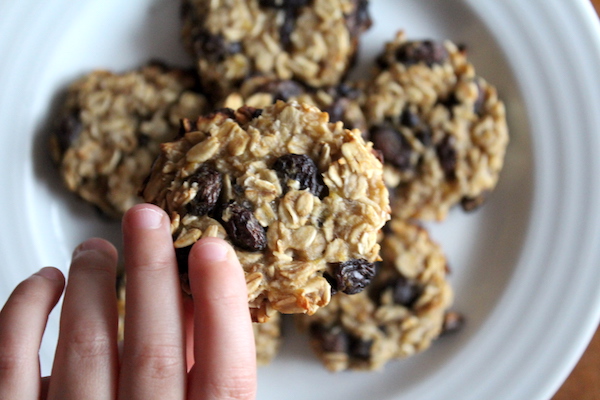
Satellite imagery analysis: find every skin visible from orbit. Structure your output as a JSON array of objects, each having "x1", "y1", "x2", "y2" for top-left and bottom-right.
[{"x1": 0, "y1": 204, "x2": 256, "y2": 400}]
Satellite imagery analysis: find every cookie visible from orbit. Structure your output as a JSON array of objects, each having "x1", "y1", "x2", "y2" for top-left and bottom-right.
[
  {"x1": 50, "y1": 62, "x2": 208, "y2": 218},
  {"x1": 181, "y1": 0, "x2": 371, "y2": 98},
  {"x1": 297, "y1": 218, "x2": 453, "y2": 371},
  {"x1": 141, "y1": 101, "x2": 390, "y2": 322},
  {"x1": 364, "y1": 31, "x2": 509, "y2": 221},
  {"x1": 254, "y1": 312, "x2": 283, "y2": 366},
  {"x1": 221, "y1": 76, "x2": 368, "y2": 134}
]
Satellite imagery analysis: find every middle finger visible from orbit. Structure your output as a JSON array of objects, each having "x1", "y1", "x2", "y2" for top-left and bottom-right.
[{"x1": 119, "y1": 205, "x2": 186, "y2": 400}]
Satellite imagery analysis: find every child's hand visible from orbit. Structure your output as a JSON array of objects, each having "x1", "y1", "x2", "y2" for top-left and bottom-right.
[{"x1": 0, "y1": 204, "x2": 256, "y2": 400}]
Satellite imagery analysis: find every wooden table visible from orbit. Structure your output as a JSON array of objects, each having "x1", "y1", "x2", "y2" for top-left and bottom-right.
[{"x1": 552, "y1": 2, "x2": 600, "y2": 399}]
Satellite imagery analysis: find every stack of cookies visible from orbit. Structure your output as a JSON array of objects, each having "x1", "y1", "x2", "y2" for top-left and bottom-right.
[{"x1": 50, "y1": 0, "x2": 508, "y2": 371}]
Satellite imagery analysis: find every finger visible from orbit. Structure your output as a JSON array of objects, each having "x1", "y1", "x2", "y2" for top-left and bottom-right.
[
  {"x1": 47, "y1": 238, "x2": 119, "y2": 400},
  {"x1": 0, "y1": 267, "x2": 64, "y2": 400},
  {"x1": 119, "y1": 204, "x2": 186, "y2": 400},
  {"x1": 187, "y1": 238, "x2": 256, "y2": 400}
]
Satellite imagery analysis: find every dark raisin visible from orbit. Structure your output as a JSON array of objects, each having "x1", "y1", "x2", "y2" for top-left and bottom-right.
[
  {"x1": 235, "y1": 106, "x2": 263, "y2": 125},
  {"x1": 395, "y1": 40, "x2": 449, "y2": 67},
  {"x1": 221, "y1": 203, "x2": 267, "y2": 251},
  {"x1": 348, "y1": 335, "x2": 372, "y2": 360},
  {"x1": 461, "y1": 193, "x2": 486, "y2": 212},
  {"x1": 369, "y1": 125, "x2": 413, "y2": 171},
  {"x1": 325, "y1": 97, "x2": 348, "y2": 124},
  {"x1": 440, "y1": 92, "x2": 461, "y2": 114},
  {"x1": 391, "y1": 276, "x2": 422, "y2": 307},
  {"x1": 330, "y1": 259, "x2": 376, "y2": 295},
  {"x1": 345, "y1": 0, "x2": 372, "y2": 37},
  {"x1": 259, "y1": 0, "x2": 309, "y2": 7},
  {"x1": 375, "y1": 53, "x2": 391, "y2": 70},
  {"x1": 259, "y1": 0, "x2": 310, "y2": 50},
  {"x1": 207, "y1": 107, "x2": 236, "y2": 120},
  {"x1": 137, "y1": 133, "x2": 150, "y2": 147},
  {"x1": 186, "y1": 165, "x2": 223, "y2": 217},
  {"x1": 400, "y1": 108, "x2": 421, "y2": 128},
  {"x1": 436, "y1": 135, "x2": 457, "y2": 180},
  {"x1": 54, "y1": 110, "x2": 82, "y2": 154},
  {"x1": 193, "y1": 30, "x2": 241, "y2": 62},
  {"x1": 310, "y1": 324, "x2": 349, "y2": 353},
  {"x1": 272, "y1": 154, "x2": 328, "y2": 199},
  {"x1": 335, "y1": 83, "x2": 360, "y2": 99},
  {"x1": 441, "y1": 311, "x2": 465, "y2": 335},
  {"x1": 256, "y1": 79, "x2": 305, "y2": 102}
]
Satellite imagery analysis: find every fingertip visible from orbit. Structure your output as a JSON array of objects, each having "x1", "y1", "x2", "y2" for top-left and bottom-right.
[
  {"x1": 34, "y1": 267, "x2": 65, "y2": 285},
  {"x1": 189, "y1": 237, "x2": 234, "y2": 264},
  {"x1": 123, "y1": 204, "x2": 168, "y2": 232},
  {"x1": 72, "y1": 238, "x2": 118, "y2": 261}
]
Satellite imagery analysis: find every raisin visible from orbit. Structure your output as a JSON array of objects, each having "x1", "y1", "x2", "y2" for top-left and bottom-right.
[
  {"x1": 345, "y1": 0, "x2": 372, "y2": 37},
  {"x1": 259, "y1": 0, "x2": 310, "y2": 50},
  {"x1": 310, "y1": 324, "x2": 349, "y2": 353},
  {"x1": 256, "y1": 79, "x2": 304, "y2": 102},
  {"x1": 325, "y1": 97, "x2": 348, "y2": 124},
  {"x1": 329, "y1": 259, "x2": 376, "y2": 295},
  {"x1": 436, "y1": 135, "x2": 457, "y2": 180},
  {"x1": 272, "y1": 154, "x2": 328, "y2": 199},
  {"x1": 207, "y1": 107, "x2": 236, "y2": 120},
  {"x1": 441, "y1": 311, "x2": 465, "y2": 335},
  {"x1": 369, "y1": 125, "x2": 414, "y2": 171},
  {"x1": 400, "y1": 108, "x2": 421, "y2": 128},
  {"x1": 186, "y1": 165, "x2": 223, "y2": 217},
  {"x1": 391, "y1": 276, "x2": 422, "y2": 307},
  {"x1": 54, "y1": 110, "x2": 82, "y2": 154},
  {"x1": 461, "y1": 193, "x2": 486, "y2": 212},
  {"x1": 235, "y1": 106, "x2": 263, "y2": 125},
  {"x1": 395, "y1": 40, "x2": 449, "y2": 67},
  {"x1": 193, "y1": 30, "x2": 241, "y2": 62},
  {"x1": 348, "y1": 335, "x2": 372, "y2": 360},
  {"x1": 221, "y1": 203, "x2": 267, "y2": 251}
]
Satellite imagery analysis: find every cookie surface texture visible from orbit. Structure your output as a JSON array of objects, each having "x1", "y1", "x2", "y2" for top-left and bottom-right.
[
  {"x1": 142, "y1": 101, "x2": 390, "y2": 322},
  {"x1": 181, "y1": 0, "x2": 371, "y2": 98},
  {"x1": 365, "y1": 31, "x2": 509, "y2": 221},
  {"x1": 50, "y1": 63, "x2": 208, "y2": 218},
  {"x1": 221, "y1": 76, "x2": 368, "y2": 134},
  {"x1": 297, "y1": 218, "x2": 453, "y2": 371}
]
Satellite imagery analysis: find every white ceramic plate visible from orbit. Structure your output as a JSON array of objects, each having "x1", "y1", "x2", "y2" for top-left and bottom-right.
[{"x1": 1, "y1": 1, "x2": 600, "y2": 399}]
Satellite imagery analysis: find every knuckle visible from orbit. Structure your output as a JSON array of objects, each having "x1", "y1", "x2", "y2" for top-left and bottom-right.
[
  {"x1": 131, "y1": 343, "x2": 183, "y2": 380},
  {"x1": 0, "y1": 342, "x2": 27, "y2": 373},
  {"x1": 68, "y1": 326, "x2": 113, "y2": 359},
  {"x1": 136, "y1": 258, "x2": 173, "y2": 273},
  {"x1": 207, "y1": 370, "x2": 256, "y2": 400}
]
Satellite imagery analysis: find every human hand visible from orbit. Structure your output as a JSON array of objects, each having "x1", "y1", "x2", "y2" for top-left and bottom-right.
[{"x1": 0, "y1": 204, "x2": 257, "y2": 400}]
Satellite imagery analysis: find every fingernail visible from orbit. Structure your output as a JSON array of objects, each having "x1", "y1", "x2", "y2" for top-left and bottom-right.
[
  {"x1": 35, "y1": 267, "x2": 64, "y2": 282},
  {"x1": 130, "y1": 207, "x2": 164, "y2": 230},
  {"x1": 72, "y1": 238, "x2": 115, "y2": 259},
  {"x1": 192, "y1": 239, "x2": 230, "y2": 262}
]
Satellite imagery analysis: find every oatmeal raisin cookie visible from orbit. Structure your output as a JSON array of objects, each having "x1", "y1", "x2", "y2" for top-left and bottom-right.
[
  {"x1": 142, "y1": 101, "x2": 390, "y2": 322},
  {"x1": 50, "y1": 62, "x2": 208, "y2": 218},
  {"x1": 297, "y1": 218, "x2": 453, "y2": 371},
  {"x1": 181, "y1": 0, "x2": 371, "y2": 98},
  {"x1": 364, "y1": 31, "x2": 509, "y2": 220}
]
